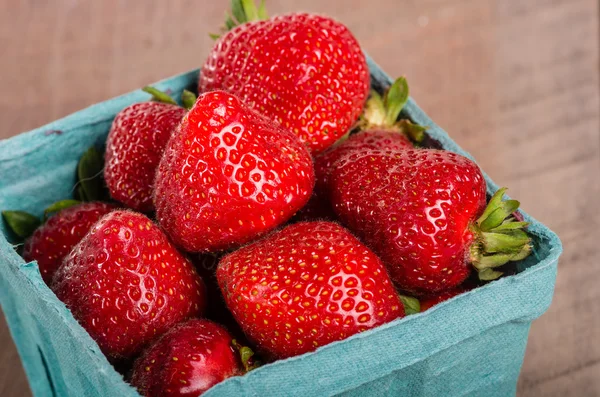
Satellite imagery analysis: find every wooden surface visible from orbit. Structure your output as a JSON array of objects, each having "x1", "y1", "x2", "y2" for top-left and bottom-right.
[{"x1": 1, "y1": 0, "x2": 598, "y2": 396}]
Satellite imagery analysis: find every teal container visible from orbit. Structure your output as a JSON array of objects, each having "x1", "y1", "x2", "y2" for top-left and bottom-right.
[{"x1": 0, "y1": 59, "x2": 562, "y2": 397}]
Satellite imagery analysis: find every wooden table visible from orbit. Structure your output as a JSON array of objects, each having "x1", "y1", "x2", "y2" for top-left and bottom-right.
[{"x1": 1, "y1": 1, "x2": 598, "y2": 396}]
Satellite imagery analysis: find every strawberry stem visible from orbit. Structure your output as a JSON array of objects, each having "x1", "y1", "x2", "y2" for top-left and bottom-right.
[
  {"x1": 399, "y1": 295, "x2": 420, "y2": 315},
  {"x1": 359, "y1": 77, "x2": 427, "y2": 143},
  {"x1": 142, "y1": 86, "x2": 178, "y2": 106},
  {"x1": 211, "y1": 0, "x2": 269, "y2": 39},
  {"x1": 181, "y1": 90, "x2": 197, "y2": 110},
  {"x1": 43, "y1": 200, "x2": 81, "y2": 221},
  {"x1": 231, "y1": 339, "x2": 261, "y2": 372},
  {"x1": 469, "y1": 188, "x2": 532, "y2": 281}
]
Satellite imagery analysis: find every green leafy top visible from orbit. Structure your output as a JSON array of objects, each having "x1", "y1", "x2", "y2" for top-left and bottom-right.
[
  {"x1": 360, "y1": 77, "x2": 427, "y2": 143},
  {"x1": 469, "y1": 188, "x2": 532, "y2": 281},
  {"x1": 142, "y1": 86, "x2": 178, "y2": 106},
  {"x1": 76, "y1": 147, "x2": 107, "y2": 202},
  {"x1": 211, "y1": 0, "x2": 269, "y2": 39},
  {"x1": 3, "y1": 146, "x2": 111, "y2": 242},
  {"x1": 232, "y1": 339, "x2": 262, "y2": 372},
  {"x1": 399, "y1": 295, "x2": 420, "y2": 315},
  {"x1": 181, "y1": 89, "x2": 197, "y2": 110}
]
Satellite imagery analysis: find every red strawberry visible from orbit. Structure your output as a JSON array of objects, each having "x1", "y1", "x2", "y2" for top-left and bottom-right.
[
  {"x1": 51, "y1": 210, "x2": 206, "y2": 361},
  {"x1": 294, "y1": 130, "x2": 413, "y2": 222},
  {"x1": 154, "y1": 91, "x2": 314, "y2": 253},
  {"x1": 22, "y1": 201, "x2": 116, "y2": 284},
  {"x1": 131, "y1": 319, "x2": 242, "y2": 397},
  {"x1": 199, "y1": 3, "x2": 370, "y2": 154},
  {"x1": 420, "y1": 286, "x2": 469, "y2": 311},
  {"x1": 217, "y1": 221, "x2": 404, "y2": 359},
  {"x1": 105, "y1": 88, "x2": 187, "y2": 212},
  {"x1": 296, "y1": 78, "x2": 420, "y2": 221},
  {"x1": 326, "y1": 149, "x2": 531, "y2": 296}
]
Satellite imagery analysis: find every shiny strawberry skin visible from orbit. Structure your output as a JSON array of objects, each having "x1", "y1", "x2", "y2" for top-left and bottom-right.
[
  {"x1": 217, "y1": 221, "x2": 404, "y2": 359},
  {"x1": 297, "y1": 130, "x2": 413, "y2": 221},
  {"x1": 131, "y1": 319, "x2": 241, "y2": 397},
  {"x1": 105, "y1": 102, "x2": 187, "y2": 212},
  {"x1": 22, "y1": 202, "x2": 116, "y2": 284},
  {"x1": 51, "y1": 211, "x2": 206, "y2": 361},
  {"x1": 199, "y1": 14, "x2": 370, "y2": 154},
  {"x1": 327, "y1": 148, "x2": 487, "y2": 296},
  {"x1": 154, "y1": 91, "x2": 314, "y2": 253}
]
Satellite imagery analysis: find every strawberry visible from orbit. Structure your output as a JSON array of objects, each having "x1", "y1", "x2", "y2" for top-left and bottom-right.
[
  {"x1": 326, "y1": 148, "x2": 532, "y2": 296},
  {"x1": 20, "y1": 201, "x2": 116, "y2": 284},
  {"x1": 217, "y1": 221, "x2": 404, "y2": 359},
  {"x1": 51, "y1": 210, "x2": 206, "y2": 361},
  {"x1": 154, "y1": 90, "x2": 314, "y2": 253},
  {"x1": 104, "y1": 87, "x2": 188, "y2": 212},
  {"x1": 131, "y1": 319, "x2": 243, "y2": 397},
  {"x1": 296, "y1": 78, "x2": 420, "y2": 221},
  {"x1": 199, "y1": 1, "x2": 370, "y2": 154},
  {"x1": 420, "y1": 286, "x2": 470, "y2": 311}
]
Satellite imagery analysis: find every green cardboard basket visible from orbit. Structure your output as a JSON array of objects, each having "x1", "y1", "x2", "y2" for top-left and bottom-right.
[{"x1": 0, "y1": 58, "x2": 562, "y2": 397}]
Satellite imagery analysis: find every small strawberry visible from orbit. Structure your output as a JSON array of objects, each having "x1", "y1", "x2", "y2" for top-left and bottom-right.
[
  {"x1": 104, "y1": 87, "x2": 189, "y2": 212},
  {"x1": 22, "y1": 201, "x2": 117, "y2": 284},
  {"x1": 326, "y1": 148, "x2": 531, "y2": 296},
  {"x1": 199, "y1": 1, "x2": 370, "y2": 154},
  {"x1": 420, "y1": 286, "x2": 470, "y2": 311},
  {"x1": 51, "y1": 210, "x2": 206, "y2": 361},
  {"x1": 296, "y1": 78, "x2": 419, "y2": 221},
  {"x1": 154, "y1": 91, "x2": 314, "y2": 253},
  {"x1": 217, "y1": 221, "x2": 404, "y2": 359},
  {"x1": 131, "y1": 319, "x2": 245, "y2": 397}
]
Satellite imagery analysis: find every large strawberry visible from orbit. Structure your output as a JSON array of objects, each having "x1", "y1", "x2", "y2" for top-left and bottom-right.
[
  {"x1": 21, "y1": 201, "x2": 116, "y2": 284},
  {"x1": 217, "y1": 221, "x2": 404, "y2": 359},
  {"x1": 131, "y1": 319, "x2": 246, "y2": 397},
  {"x1": 104, "y1": 87, "x2": 188, "y2": 212},
  {"x1": 51, "y1": 210, "x2": 206, "y2": 361},
  {"x1": 199, "y1": 1, "x2": 370, "y2": 154},
  {"x1": 154, "y1": 91, "x2": 314, "y2": 253},
  {"x1": 326, "y1": 148, "x2": 531, "y2": 296}
]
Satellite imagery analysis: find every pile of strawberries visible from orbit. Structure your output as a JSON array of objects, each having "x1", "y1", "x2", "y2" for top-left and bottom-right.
[{"x1": 2, "y1": 1, "x2": 532, "y2": 396}]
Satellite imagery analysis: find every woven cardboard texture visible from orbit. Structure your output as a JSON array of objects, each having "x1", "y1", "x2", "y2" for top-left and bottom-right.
[{"x1": 0, "y1": 59, "x2": 562, "y2": 397}]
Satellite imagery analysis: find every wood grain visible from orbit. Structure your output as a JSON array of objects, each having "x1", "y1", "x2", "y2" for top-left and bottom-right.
[{"x1": 1, "y1": 0, "x2": 598, "y2": 396}]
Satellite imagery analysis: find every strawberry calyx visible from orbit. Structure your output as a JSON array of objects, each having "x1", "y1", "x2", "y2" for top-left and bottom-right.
[
  {"x1": 141, "y1": 86, "x2": 178, "y2": 106},
  {"x1": 469, "y1": 188, "x2": 532, "y2": 281},
  {"x1": 43, "y1": 199, "x2": 81, "y2": 220},
  {"x1": 142, "y1": 86, "x2": 196, "y2": 109},
  {"x1": 181, "y1": 89, "x2": 197, "y2": 110},
  {"x1": 211, "y1": 0, "x2": 269, "y2": 39},
  {"x1": 399, "y1": 294, "x2": 420, "y2": 315},
  {"x1": 2, "y1": 211, "x2": 41, "y2": 240},
  {"x1": 231, "y1": 339, "x2": 262, "y2": 373},
  {"x1": 359, "y1": 76, "x2": 427, "y2": 143},
  {"x1": 2, "y1": 199, "x2": 81, "y2": 241}
]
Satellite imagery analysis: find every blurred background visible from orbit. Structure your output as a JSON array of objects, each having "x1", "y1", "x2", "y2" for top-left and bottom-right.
[{"x1": 0, "y1": 1, "x2": 598, "y2": 396}]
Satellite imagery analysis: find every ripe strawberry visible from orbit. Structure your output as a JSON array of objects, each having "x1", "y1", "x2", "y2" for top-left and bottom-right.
[
  {"x1": 199, "y1": 2, "x2": 370, "y2": 154},
  {"x1": 104, "y1": 88, "x2": 188, "y2": 212},
  {"x1": 51, "y1": 210, "x2": 206, "y2": 361},
  {"x1": 131, "y1": 319, "x2": 242, "y2": 397},
  {"x1": 326, "y1": 149, "x2": 531, "y2": 296},
  {"x1": 217, "y1": 221, "x2": 404, "y2": 359},
  {"x1": 296, "y1": 78, "x2": 420, "y2": 221},
  {"x1": 21, "y1": 201, "x2": 116, "y2": 284},
  {"x1": 154, "y1": 91, "x2": 314, "y2": 253},
  {"x1": 420, "y1": 286, "x2": 470, "y2": 311}
]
